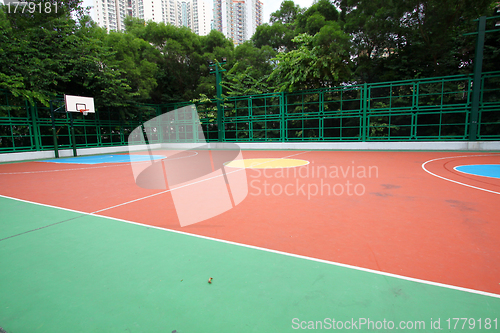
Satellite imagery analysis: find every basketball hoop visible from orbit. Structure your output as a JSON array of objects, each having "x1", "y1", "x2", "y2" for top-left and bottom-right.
[{"x1": 79, "y1": 109, "x2": 89, "y2": 116}]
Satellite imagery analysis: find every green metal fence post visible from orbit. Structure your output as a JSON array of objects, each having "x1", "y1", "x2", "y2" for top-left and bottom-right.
[
  {"x1": 94, "y1": 107, "x2": 102, "y2": 146},
  {"x1": 319, "y1": 91, "x2": 324, "y2": 140},
  {"x1": 469, "y1": 16, "x2": 486, "y2": 141},
  {"x1": 411, "y1": 82, "x2": 419, "y2": 139},
  {"x1": 280, "y1": 91, "x2": 285, "y2": 142},
  {"x1": 362, "y1": 83, "x2": 368, "y2": 141},
  {"x1": 248, "y1": 96, "x2": 253, "y2": 141},
  {"x1": 216, "y1": 66, "x2": 223, "y2": 142},
  {"x1": 208, "y1": 59, "x2": 226, "y2": 142},
  {"x1": 29, "y1": 102, "x2": 40, "y2": 151},
  {"x1": 50, "y1": 101, "x2": 59, "y2": 158}
]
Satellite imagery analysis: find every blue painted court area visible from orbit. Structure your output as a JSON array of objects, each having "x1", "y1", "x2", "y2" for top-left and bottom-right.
[
  {"x1": 41, "y1": 154, "x2": 165, "y2": 164},
  {"x1": 454, "y1": 164, "x2": 500, "y2": 179}
]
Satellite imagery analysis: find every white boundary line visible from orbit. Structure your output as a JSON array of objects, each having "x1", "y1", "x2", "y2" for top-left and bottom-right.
[
  {"x1": 0, "y1": 163, "x2": 132, "y2": 175},
  {"x1": 1, "y1": 191, "x2": 500, "y2": 299},
  {"x1": 421, "y1": 154, "x2": 500, "y2": 195},
  {"x1": 41, "y1": 155, "x2": 167, "y2": 165},
  {"x1": 0, "y1": 151, "x2": 200, "y2": 175}
]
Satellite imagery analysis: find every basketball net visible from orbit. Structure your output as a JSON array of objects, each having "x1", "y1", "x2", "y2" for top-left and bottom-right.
[{"x1": 79, "y1": 109, "x2": 89, "y2": 116}]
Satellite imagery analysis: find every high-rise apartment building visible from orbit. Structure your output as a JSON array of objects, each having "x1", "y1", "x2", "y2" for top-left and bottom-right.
[
  {"x1": 93, "y1": 0, "x2": 129, "y2": 31},
  {"x1": 213, "y1": 0, "x2": 262, "y2": 45},
  {"x1": 193, "y1": 0, "x2": 210, "y2": 35},
  {"x1": 92, "y1": 0, "x2": 211, "y2": 35}
]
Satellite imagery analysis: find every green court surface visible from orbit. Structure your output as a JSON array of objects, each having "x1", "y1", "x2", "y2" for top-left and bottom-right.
[{"x1": 1, "y1": 196, "x2": 499, "y2": 332}]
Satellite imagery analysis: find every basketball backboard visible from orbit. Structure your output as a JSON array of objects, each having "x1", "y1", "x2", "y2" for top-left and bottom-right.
[{"x1": 64, "y1": 95, "x2": 95, "y2": 114}]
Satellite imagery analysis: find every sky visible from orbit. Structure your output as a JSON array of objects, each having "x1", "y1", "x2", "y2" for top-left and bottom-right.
[{"x1": 82, "y1": 0, "x2": 316, "y2": 24}]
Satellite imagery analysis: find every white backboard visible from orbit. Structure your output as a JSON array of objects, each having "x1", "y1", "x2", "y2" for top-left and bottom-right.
[{"x1": 64, "y1": 95, "x2": 95, "y2": 113}]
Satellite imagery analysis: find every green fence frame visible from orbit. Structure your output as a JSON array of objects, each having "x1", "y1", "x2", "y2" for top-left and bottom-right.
[
  {"x1": 216, "y1": 72, "x2": 500, "y2": 142},
  {"x1": 1, "y1": 72, "x2": 499, "y2": 154}
]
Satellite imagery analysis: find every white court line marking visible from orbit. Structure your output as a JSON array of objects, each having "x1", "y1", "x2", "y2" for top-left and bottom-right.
[
  {"x1": 422, "y1": 154, "x2": 500, "y2": 195},
  {"x1": 43, "y1": 156, "x2": 167, "y2": 165},
  {"x1": 0, "y1": 163, "x2": 132, "y2": 175},
  {"x1": 1, "y1": 190, "x2": 499, "y2": 299},
  {"x1": 91, "y1": 150, "x2": 311, "y2": 214},
  {"x1": 0, "y1": 151, "x2": 199, "y2": 175}
]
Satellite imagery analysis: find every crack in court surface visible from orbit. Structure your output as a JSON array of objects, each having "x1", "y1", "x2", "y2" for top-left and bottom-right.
[{"x1": 0, "y1": 214, "x2": 89, "y2": 242}]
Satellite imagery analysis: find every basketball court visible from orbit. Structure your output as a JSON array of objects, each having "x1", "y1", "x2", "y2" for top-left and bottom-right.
[
  {"x1": 0, "y1": 100, "x2": 499, "y2": 332},
  {"x1": 1, "y1": 148, "x2": 499, "y2": 332}
]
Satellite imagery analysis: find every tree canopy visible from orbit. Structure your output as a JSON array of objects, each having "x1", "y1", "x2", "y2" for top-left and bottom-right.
[{"x1": 0, "y1": 0, "x2": 498, "y2": 111}]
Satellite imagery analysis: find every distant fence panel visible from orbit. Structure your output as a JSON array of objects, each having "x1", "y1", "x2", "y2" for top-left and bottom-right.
[
  {"x1": 478, "y1": 72, "x2": 500, "y2": 140},
  {"x1": 365, "y1": 75, "x2": 473, "y2": 141},
  {"x1": 0, "y1": 94, "x2": 36, "y2": 153},
  {"x1": 214, "y1": 72, "x2": 499, "y2": 143},
  {"x1": 1, "y1": 72, "x2": 500, "y2": 154},
  {"x1": 223, "y1": 93, "x2": 283, "y2": 142}
]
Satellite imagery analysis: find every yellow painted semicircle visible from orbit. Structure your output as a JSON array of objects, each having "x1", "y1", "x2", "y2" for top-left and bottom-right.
[{"x1": 224, "y1": 158, "x2": 309, "y2": 169}]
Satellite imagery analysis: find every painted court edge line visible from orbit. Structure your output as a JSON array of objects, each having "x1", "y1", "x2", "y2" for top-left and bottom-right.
[
  {"x1": 422, "y1": 154, "x2": 500, "y2": 195},
  {"x1": 40, "y1": 157, "x2": 167, "y2": 165},
  {"x1": 0, "y1": 163, "x2": 132, "y2": 175},
  {"x1": 1, "y1": 192, "x2": 500, "y2": 300},
  {"x1": 0, "y1": 151, "x2": 201, "y2": 175}
]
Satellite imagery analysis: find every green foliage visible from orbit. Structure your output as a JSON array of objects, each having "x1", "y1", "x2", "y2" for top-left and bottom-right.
[
  {"x1": 339, "y1": 0, "x2": 496, "y2": 82},
  {"x1": 196, "y1": 30, "x2": 235, "y2": 99},
  {"x1": 270, "y1": 0, "x2": 302, "y2": 24},
  {"x1": 223, "y1": 65, "x2": 270, "y2": 97},
  {"x1": 251, "y1": 22, "x2": 297, "y2": 52},
  {"x1": 296, "y1": 0, "x2": 339, "y2": 34},
  {"x1": 370, "y1": 117, "x2": 399, "y2": 137},
  {"x1": 104, "y1": 30, "x2": 159, "y2": 101},
  {"x1": 0, "y1": 0, "x2": 498, "y2": 112},
  {"x1": 124, "y1": 20, "x2": 234, "y2": 103},
  {"x1": 0, "y1": 2, "x2": 133, "y2": 108},
  {"x1": 269, "y1": 24, "x2": 352, "y2": 92},
  {"x1": 221, "y1": 42, "x2": 275, "y2": 96}
]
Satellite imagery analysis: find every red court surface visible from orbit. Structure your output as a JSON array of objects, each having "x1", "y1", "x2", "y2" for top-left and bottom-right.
[{"x1": 1, "y1": 150, "x2": 499, "y2": 295}]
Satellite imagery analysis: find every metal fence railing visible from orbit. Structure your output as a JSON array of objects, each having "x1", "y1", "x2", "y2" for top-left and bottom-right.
[
  {"x1": 215, "y1": 72, "x2": 499, "y2": 142},
  {"x1": 1, "y1": 71, "x2": 499, "y2": 154}
]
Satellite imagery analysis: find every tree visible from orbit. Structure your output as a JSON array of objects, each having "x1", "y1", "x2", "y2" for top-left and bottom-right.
[
  {"x1": 295, "y1": 0, "x2": 340, "y2": 34},
  {"x1": 195, "y1": 29, "x2": 235, "y2": 99},
  {"x1": 104, "y1": 30, "x2": 158, "y2": 101},
  {"x1": 252, "y1": 22, "x2": 297, "y2": 52},
  {"x1": 252, "y1": 0, "x2": 301, "y2": 52},
  {"x1": 268, "y1": 23, "x2": 352, "y2": 92},
  {"x1": 124, "y1": 20, "x2": 203, "y2": 102},
  {"x1": 270, "y1": 0, "x2": 302, "y2": 24},
  {"x1": 0, "y1": 2, "x2": 133, "y2": 107},
  {"x1": 222, "y1": 42, "x2": 276, "y2": 96},
  {"x1": 338, "y1": 0, "x2": 495, "y2": 82}
]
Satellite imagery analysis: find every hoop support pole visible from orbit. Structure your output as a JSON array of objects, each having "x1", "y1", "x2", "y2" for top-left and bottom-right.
[{"x1": 70, "y1": 112, "x2": 77, "y2": 157}]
